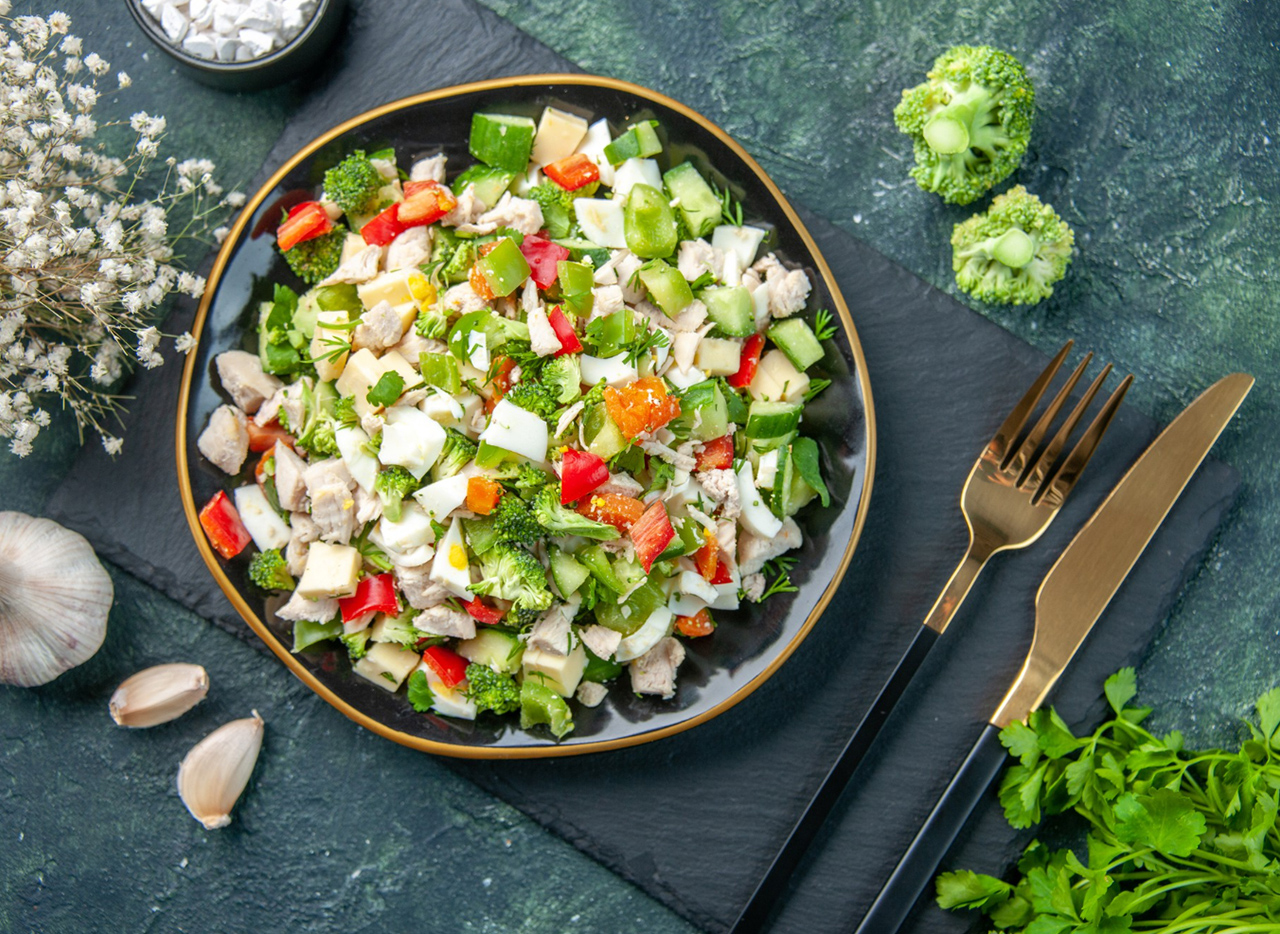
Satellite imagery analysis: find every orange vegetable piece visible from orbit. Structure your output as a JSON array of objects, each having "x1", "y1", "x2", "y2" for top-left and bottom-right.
[
  {"x1": 694, "y1": 527, "x2": 719, "y2": 582},
  {"x1": 675, "y1": 609, "x2": 716, "y2": 638},
  {"x1": 469, "y1": 262, "x2": 495, "y2": 301},
  {"x1": 466, "y1": 476, "x2": 503, "y2": 515},
  {"x1": 603, "y1": 377, "x2": 682, "y2": 439},
  {"x1": 575, "y1": 492, "x2": 646, "y2": 532}
]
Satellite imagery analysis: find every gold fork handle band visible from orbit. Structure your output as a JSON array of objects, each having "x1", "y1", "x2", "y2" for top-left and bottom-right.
[{"x1": 921, "y1": 534, "x2": 999, "y2": 634}]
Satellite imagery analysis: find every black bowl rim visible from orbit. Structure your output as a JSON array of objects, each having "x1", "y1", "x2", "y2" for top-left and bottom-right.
[
  {"x1": 175, "y1": 74, "x2": 878, "y2": 759},
  {"x1": 124, "y1": 0, "x2": 336, "y2": 74}
]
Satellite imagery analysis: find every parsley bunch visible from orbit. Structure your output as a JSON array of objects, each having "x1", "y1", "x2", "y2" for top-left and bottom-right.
[{"x1": 937, "y1": 669, "x2": 1280, "y2": 933}]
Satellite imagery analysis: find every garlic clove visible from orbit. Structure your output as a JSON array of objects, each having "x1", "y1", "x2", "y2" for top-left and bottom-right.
[
  {"x1": 110, "y1": 663, "x2": 209, "y2": 728},
  {"x1": 176, "y1": 711, "x2": 264, "y2": 830},
  {"x1": 0, "y1": 511, "x2": 113, "y2": 686}
]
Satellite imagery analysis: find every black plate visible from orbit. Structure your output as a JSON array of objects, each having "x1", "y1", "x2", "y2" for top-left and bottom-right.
[{"x1": 177, "y1": 75, "x2": 875, "y2": 758}]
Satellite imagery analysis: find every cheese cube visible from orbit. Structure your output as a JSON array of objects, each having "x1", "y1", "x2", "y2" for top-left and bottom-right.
[
  {"x1": 712, "y1": 225, "x2": 767, "y2": 268},
  {"x1": 611, "y1": 158, "x2": 662, "y2": 198},
  {"x1": 695, "y1": 337, "x2": 744, "y2": 377},
  {"x1": 749, "y1": 349, "x2": 810, "y2": 404},
  {"x1": 531, "y1": 106, "x2": 589, "y2": 167},
  {"x1": 522, "y1": 640, "x2": 587, "y2": 698},
  {"x1": 353, "y1": 643, "x2": 420, "y2": 692},
  {"x1": 295, "y1": 541, "x2": 362, "y2": 599},
  {"x1": 335, "y1": 348, "x2": 418, "y2": 417},
  {"x1": 357, "y1": 268, "x2": 432, "y2": 311},
  {"x1": 574, "y1": 118, "x2": 617, "y2": 187}
]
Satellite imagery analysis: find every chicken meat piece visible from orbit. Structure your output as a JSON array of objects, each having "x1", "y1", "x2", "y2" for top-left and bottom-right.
[
  {"x1": 394, "y1": 563, "x2": 452, "y2": 610},
  {"x1": 754, "y1": 253, "x2": 812, "y2": 318},
  {"x1": 319, "y1": 244, "x2": 382, "y2": 286},
  {"x1": 598, "y1": 472, "x2": 644, "y2": 498},
  {"x1": 670, "y1": 299, "x2": 709, "y2": 333},
  {"x1": 392, "y1": 329, "x2": 433, "y2": 363},
  {"x1": 408, "y1": 153, "x2": 447, "y2": 182},
  {"x1": 740, "y1": 572, "x2": 766, "y2": 603},
  {"x1": 697, "y1": 468, "x2": 741, "y2": 518},
  {"x1": 273, "y1": 440, "x2": 309, "y2": 512},
  {"x1": 385, "y1": 225, "x2": 432, "y2": 272},
  {"x1": 352, "y1": 300, "x2": 405, "y2": 353},
  {"x1": 290, "y1": 512, "x2": 320, "y2": 543},
  {"x1": 284, "y1": 536, "x2": 309, "y2": 578},
  {"x1": 440, "y1": 281, "x2": 489, "y2": 316},
  {"x1": 277, "y1": 378, "x2": 309, "y2": 432},
  {"x1": 274, "y1": 591, "x2": 339, "y2": 623},
  {"x1": 579, "y1": 625, "x2": 621, "y2": 661},
  {"x1": 415, "y1": 604, "x2": 476, "y2": 640},
  {"x1": 639, "y1": 439, "x2": 697, "y2": 473},
  {"x1": 629, "y1": 637, "x2": 686, "y2": 699},
  {"x1": 575, "y1": 681, "x2": 609, "y2": 708},
  {"x1": 677, "y1": 238, "x2": 721, "y2": 282},
  {"x1": 468, "y1": 193, "x2": 544, "y2": 237},
  {"x1": 254, "y1": 385, "x2": 286, "y2": 427},
  {"x1": 197, "y1": 404, "x2": 249, "y2": 475},
  {"x1": 615, "y1": 252, "x2": 645, "y2": 303},
  {"x1": 738, "y1": 517, "x2": 803, "y2": 576},
  {"x1": 304, "y1": 458, "x2": 356, "y2": 544},
  {"x1": 590, "y1": 284, "x2": 625, "y2": 319},
  {"x1": 215, "y1": 350, "x2": 282, "y2": 415},
  {"x1": 526, "y1": 303, "x2": 561, "y2": 357},
  {"x1": 527, "y1": 608, "x2": 572, "y2": 656},
  {"x1": 440, "y1": 184, "x2": 486, "y2": 227},
  {"x1": 354, "y1": 485, "x2": 382, "y2": 525},
  {"x1": 671, "y1": 331, "x2": 700, "y2": 372}
]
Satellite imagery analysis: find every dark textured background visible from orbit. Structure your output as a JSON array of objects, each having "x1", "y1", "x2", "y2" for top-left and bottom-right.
[{"x1": 1, "y1": 1, "x2": 1276, "y2": 932}]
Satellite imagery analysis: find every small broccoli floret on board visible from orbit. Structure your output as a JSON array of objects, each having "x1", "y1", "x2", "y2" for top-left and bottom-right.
[
  {"x1": 951, "y1": 185, "x2": 1075, "y2": 305},
  {"x1": 893, "y1": 45, "x2": 1035, "y2": 205}
]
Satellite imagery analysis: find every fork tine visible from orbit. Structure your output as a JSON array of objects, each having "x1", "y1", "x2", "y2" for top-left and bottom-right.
[
  {"x1": 1006, "y1": 352, "x2": 1093, "y2": 474},
  {"x1": 1020, "y1": 362, "x2": 1112, "y2": 490},
  {"x1": 1035, "y1": 373, "x2": 1134, "y2": 506},
  {"x1": 988, "y1": 340, "x2": 1074, "y2": 464}
]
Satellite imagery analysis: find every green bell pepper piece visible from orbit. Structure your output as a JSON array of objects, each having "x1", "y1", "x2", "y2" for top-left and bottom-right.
[
  {"x1": 623, "y1": 183, "x2": 678, "y2": 259},
  {"x1": 477, "y1": 237, "x2": 530, "y2": 297},
  {"x1": 519, "y1": 681, "x2": 575, "y2": 739}
]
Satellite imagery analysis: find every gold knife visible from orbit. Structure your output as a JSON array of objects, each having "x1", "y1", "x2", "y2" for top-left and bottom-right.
[{"x1": 852, "y1": 372, "x2": 1254, "y2": 934}]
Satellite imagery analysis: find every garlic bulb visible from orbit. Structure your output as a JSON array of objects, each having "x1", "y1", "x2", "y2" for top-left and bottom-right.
[
  {"x1": 110, "y1": 663, "x2": 209, "y2": 727},
  {"x1": 177, "y1": 711, "x2": 264, "y2": 830},
  {"x1": 0, "y1": 511, "x2": 113, "y2": 686}
]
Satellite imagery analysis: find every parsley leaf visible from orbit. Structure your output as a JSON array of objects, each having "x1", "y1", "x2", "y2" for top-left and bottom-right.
[
  {"x1": 1113, "y1": 789, "x2": 1206, "y2": 857},
  {"x1": 366, "y1": 371, "x2": 405, "y2": 408},
  {"x1": 406, "y1": 670, "x2": 435, "y2": 713}
]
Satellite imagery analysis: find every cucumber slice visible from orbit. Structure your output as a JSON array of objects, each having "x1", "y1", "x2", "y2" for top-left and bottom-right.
[
  {"x1": 670, "y1": 380, "x2": 729, "y2": 441},
  {"x1": 475, "y1": 440, "x2": 517, "y2": 469},
  {"x1": 549, "y1": 546, "x2": 591, "y2": 598},
  {"x1": 603, "y1": 121, "x2": 662, "y2": 165},
  {"x1": 594, "y1": 579, "x2": 665, "y2": 636},
  {"x1": 553, "y1": 239, "x2": 611, "y2": 268},
  {"x1": 457, "y1": 628, "x2": 524, "y2": 673},
  {"x1": 746, "y1": 400, "x2": 803, "y2": 442},
  {"x1": 578, "y1": 545, "x2": 625, "y2": 594},
  {"x1": 767, "y1": 318, "x2": 825, "y2": 371},
  {"x1": 583, "y1": 404, "x2": 629, "y2": 460},
  {"x1": 451, "y1": 164, "x2": 516, "y2": 207},
  {"x1": 469, "y1": 113, "x2": 536, "y2": 172},
  {"x1": 636, "y1": 258, "x2": 693, "y2": 316},
  {"x1": 700, "y1": 286, "x2": 755, "y2": 337},
  {"x1": 663, "y1": 162, "x2": 721, "y2": 238}
]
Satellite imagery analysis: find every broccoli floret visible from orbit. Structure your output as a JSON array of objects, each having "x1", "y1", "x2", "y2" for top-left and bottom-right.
[
  {"x1": 464, "y1": 663, "x2": 521, "y2": 716},
  {"x1": 581, "y1": 379, "x2": 608, "y2": 409},
  {"x1": 248, "y1": 548, "x2": 294, "y2": 591},
  {"x1": 377, "y1": 609, "x2": 425, "y2": 647},
  {"x1": 283, "y1": 225, "x2": 346, "y2": 285},
  {"x1": 504, "y1": 379, "x2": 558, "y2": 422},
  {"x1": 490, "y1": 492, "x2": 544, "y2": 547},
  {"x1": 340, "y1": 629, "x2": 370, "y2": 660},
  {"x1": 528, "y1": 183, "x2": 581, "y2": 239},
  {"x1": 415, "y1": 307, "x2": 448, "y2": 339},
  {"x1": 541, "y1": 355, "x2": 582, "y2": 406},
  {"x1": 531, "y1": 485, "x2": 620, "y2": 541},
  {"x1": 375, "y1": 466, "x2": 418, "y2": 522},
  {"x1": 471, "y1": 543, "x2": 554, "y2": 622},
  {"x1": 332, "y1": 394, "x2": 359, "y2": 427},
  {"x1": 951, "y1": 185, "x2": 1074, "y2": 305},
  {"x1": 431, "y1": 428, "x2": 478, "y2": 482},
  {"x1": 893, "y1": 46, "x2": 1035, "y2": 205},
  {"x1": 323, "y1": 150, "x2": 383, "y2": 217},
  {"x1": 293, "y1": 381, "x2": 341, "y2": 457},
  {"x1": 511, "y1": 463, "x2": 552, "y2": 501}
]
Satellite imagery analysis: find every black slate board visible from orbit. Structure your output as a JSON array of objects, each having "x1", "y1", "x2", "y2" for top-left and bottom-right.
[{"x1": 44, "y1": 2, "x2": 1241, "y2": 931}]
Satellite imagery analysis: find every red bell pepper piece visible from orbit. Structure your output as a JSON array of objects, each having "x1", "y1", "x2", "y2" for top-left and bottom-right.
[
  {"x1": 245, "y1": 419, "x2": 293, "y2": 453},
  {"x1": 422, "y1": 645, "x2": 469, "y2": 689},
  {"x1": 629, "y1": 500, "x2": 676, "y2": 573},
  {"x1": 727, "y1": 333, "x2": 765, "y2": 389},
  {"x1": 276, "y1": 200, "x2": 333, "y2": 251},
  {"x1": 519, "y1": 234, "x2": 571, "y2": 289},
  {"x1": 547, "y1": 306, "x2": 583, "y2": 356},
  {"x1": 462, "y1": 597, "x2": 507, "y2": 626},
  {"x1": 709, "y1": 553, "x2": 733, "y2": 586},
  {"x1": 198, "y1": 490, "x2": 252, "y2": 559},
  {"x1": 542, "y1": 153, "x2": 600, "y2": 191},
  {"x1": 399, "y1": 180, "x2": 457, "y2": 226},
  {"x1": 338, "y1": 573, "x2": 400, "y2": 625},
  {"x1": 695, "y1": 435, "x2": 735, "y2": 471},
  {"x1": 559, "y1": 448, "x2": 610, "y2": 504},
  {"x1": 360, "y1": 202, "x2": 407, "y2": 246}
]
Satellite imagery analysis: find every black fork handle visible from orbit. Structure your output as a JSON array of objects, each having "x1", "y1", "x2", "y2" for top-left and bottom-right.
[
  {"x1": 851, "y1": 723, "x2": 1008, "y2": 934},
  {"x1": 730, "y1": 625, "x2": 940, "y2": 934}
]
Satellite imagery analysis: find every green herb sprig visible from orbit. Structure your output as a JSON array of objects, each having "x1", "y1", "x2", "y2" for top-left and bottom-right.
[{"x1": 937, "y1": 669, "x2": 1280, "y2": 934}]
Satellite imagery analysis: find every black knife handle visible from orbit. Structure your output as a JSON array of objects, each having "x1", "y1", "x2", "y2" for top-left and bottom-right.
[
  {"x1": 730, "y1": 624, "x2": 940, "y2": 934},
  {"x1": 851, "y1": 723, "x2": 1008, "y2": 934}
]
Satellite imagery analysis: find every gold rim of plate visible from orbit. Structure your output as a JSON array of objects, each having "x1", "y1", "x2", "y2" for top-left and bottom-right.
[{"x1": 175, "y1": 73, "x2": 878, "y2": 759}]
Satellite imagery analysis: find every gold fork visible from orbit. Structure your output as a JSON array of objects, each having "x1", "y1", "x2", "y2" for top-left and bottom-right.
[{"x1": 729, "y1": 340, "x2": 1133, "y2": 934}]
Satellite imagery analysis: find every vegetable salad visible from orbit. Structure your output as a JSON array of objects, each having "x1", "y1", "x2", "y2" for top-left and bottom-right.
[{"x1": 196, "y1": 105, "x2": 839, "y2": 740}]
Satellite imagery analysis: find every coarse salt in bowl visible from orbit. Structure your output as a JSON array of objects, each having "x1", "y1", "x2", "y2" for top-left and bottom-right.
[{"x1": 125, "y1": 0, "x2": 347, "y2": 90}]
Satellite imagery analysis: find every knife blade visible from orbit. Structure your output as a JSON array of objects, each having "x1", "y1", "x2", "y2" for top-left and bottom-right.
[{"x1": 852, "y1": 372, "x2": 1254, "y2": 934}]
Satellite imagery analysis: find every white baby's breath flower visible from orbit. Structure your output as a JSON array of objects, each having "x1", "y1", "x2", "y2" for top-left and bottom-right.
[
  {"x1": 174, "y1": 332, "x2": 196, "y2": 354},
  {"x1": 116, "y1": 71, "x2": 130, "y2": 88},
  {"x1": 83, "y1": 51, "x2": 108, "y2": 76},
  {"x1": 101, "y1": 434, "x2": 123, "y2": 455}
]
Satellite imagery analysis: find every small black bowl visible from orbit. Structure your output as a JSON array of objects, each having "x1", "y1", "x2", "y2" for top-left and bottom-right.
[{"x1": 124, "y1": 0, "x2": 348, "y2": 91}]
